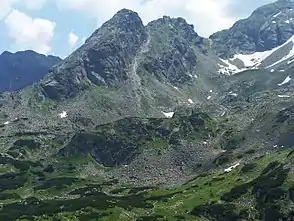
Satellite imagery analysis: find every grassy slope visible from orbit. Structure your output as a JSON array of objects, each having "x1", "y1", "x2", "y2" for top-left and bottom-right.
[{"x1": 0, "y1": 148, "x2": 292, "y2": 221}]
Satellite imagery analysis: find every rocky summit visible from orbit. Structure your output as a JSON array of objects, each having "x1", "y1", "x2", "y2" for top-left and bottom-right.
[
  {"x1": 0, "y1": 1, "x2": 293, "y2": 221},
  {"x1": 41, "y1": 9, "x2": 148, "y2": 100}
]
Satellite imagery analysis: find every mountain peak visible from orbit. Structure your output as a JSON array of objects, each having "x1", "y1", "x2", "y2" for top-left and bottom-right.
[
  {"x1": 85, "y1": 8, "x2": 144, "y2": 45},
  {"x1": 147, "y1": 15, "x2": 200, "y2": 44},
  {"x1": 149, "y1": 15, "x2": 195, "y2": 31},
  {"x1": 115, "y1": 8, "x2": 138, "y2": 16},
  {"x1": 109, "y1": 8, "x2": 142, "y2": 25},
  {"x1": 104, "y1": 8, "x2": 142, "y2": 26},
  {"x1": 41, "y1": 9, "x2": 147, "y2": 100}
]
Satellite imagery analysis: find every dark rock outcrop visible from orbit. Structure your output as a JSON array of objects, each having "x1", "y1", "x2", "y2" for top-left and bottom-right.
[{"x1": 141, "y1": 16, "x2": 204, "y2": 85}]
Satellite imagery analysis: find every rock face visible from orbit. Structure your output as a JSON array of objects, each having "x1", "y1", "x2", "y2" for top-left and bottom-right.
[
  {"x1": 40, "y1": 9, "x2": 216, "y2": 101},
  {"x1": 41, "y1": 9, "x2": 148, "y2": 100},
  {"x1": 210, "y1": 0, "x2": 294, "y2": 58},
  {"x1": 142, "y1": 16, "x2": 204, "y2": 85},
  {"x1": 0, "y1": 50, "x2": 61, "y2": 92}
]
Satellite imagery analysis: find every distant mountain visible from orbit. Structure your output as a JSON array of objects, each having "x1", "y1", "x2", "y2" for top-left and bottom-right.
[
  {"x1": 211, "y1": 0, "x2": 294, "y2": 58},
  {"x1": 212, "y1": 0, "x2": 294, "y2": 74},
  {"x1": 0, "y1": 50, "x2": 61, "y2": 92}
]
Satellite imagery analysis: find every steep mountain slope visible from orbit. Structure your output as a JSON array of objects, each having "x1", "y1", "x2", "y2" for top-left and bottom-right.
[
  {"x1": 0, "y1": 50, "x2": 61, "y2": 92},
  {"x1": 40, "y1": 10, "x2": 220, "y2": 102},
  {"x1": 0, "y1": 8, "x2": 225, "y2": 131}
]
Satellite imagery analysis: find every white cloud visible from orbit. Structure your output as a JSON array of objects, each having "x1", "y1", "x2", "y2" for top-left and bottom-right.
[
  {"x1": 0, "y1": 0, "x2": 18, "y2": 20},
  {"x1": 82, "y1": 37, "x2": 87, "y2": 43},
  {"x1": 56, "y1": 0, "x2": 236, "y2": 37},
  {"x1": 68, "y1": 31, "x2": 79, "y2": 50},
  {"x1": 5, "y1": 10, "x2": 56, "y2": 54},
  {"x1": 23, "y1": 0, "x2": 47, "y2": 10},
  {"x1": 0, "y1": 0, "x2": 46, "y2": 19}
]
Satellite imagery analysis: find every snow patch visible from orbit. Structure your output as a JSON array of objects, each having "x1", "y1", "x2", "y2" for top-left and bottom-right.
[
  {"x1": 229, "y1": 91, "x2": 238, "y2": 97},
  {"x1": 173, "y1": 86, "x2": 179, "y2": 90},
  {"x1": 59, "y1": 111, "x2": 68, "y2": 119},
  {"x1": 168, "y1": 24, "x2": 174, "y2": 29},
  {"x1": 273, "y1": 11, "x2": 281, "y2": 18},
  {"x1": 3, "y1": 121, "x2": 10, "y2": 125},
  {"x1": 207, "y1": 96, "x2": 212, "y2": 100},
  {"x1": 194, "y1": 75, "x2": 198, "y2": 79},
  {"x1": 209, "y1": 90, "x2": 213, "y2": 93},
  {"x1": 279, "y1": 70, "x2": 285, "y2": 72},
  {"x1": 221, "y1": 111, "x2": 226, "y2": 117},
  {"x1": 232, "y1": 51, "x2": 272, "y2": 67},
  {"x1": 278, "y1": 76, "x2": 291, "y2": 86},
  {"x1": 218, "y1": 58, "x2": 244, "y2": 75},
  {"x1": 162, "y1": 112, "x2": 174, "y2": 118},
  {"x1": 272, "y1": 21, "x2": 276, "y2": 24},
  {"x1": 278, "y1": 95, "x2": 290, "y2": 98},
  {"x1": 188, "y1": 99, "x2": 194, "y2": 104},
  {"x1": 285, "y1": 20, "x2": 290, "y2": 23},
  {"x1": 270, "y1": 69, "x2": 275, "y2": 72},
  {"x1": 218, "y1": 49, "x2": 276, "y2": 74},
  {"x1": 224, "y1": 163, "x2": 240, "y2": 173},
  {"x1": 219, "y1": 35, "x2": 294, "y2": 74}
]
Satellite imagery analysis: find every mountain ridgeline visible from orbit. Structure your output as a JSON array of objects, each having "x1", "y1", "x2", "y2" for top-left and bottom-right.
[
  {"x1": 0, "y1": 1, "x2": 293, "y2": 220},
  {"x1": 0, "y1": 50, "x2": 61, "y2": 92},
  {"x1": 40, "y1": 9, "x2": 218, "y2": 101},
  {"x1": 211, "y1": 0, "x2": 294, "y2": 58}
]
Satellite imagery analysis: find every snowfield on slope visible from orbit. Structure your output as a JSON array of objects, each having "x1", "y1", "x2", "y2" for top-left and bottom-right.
[{"x1": 218, "y1": 35, "x2": 294, "y2": 75}]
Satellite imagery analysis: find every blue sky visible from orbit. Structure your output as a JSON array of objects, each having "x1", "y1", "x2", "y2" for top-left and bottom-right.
[
  {"x1": 0, "y1": 0, "x2": 97, "y2": 57},
  {"x1": 0, "y1": 0, "x2": 274, "y2": 58}
]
